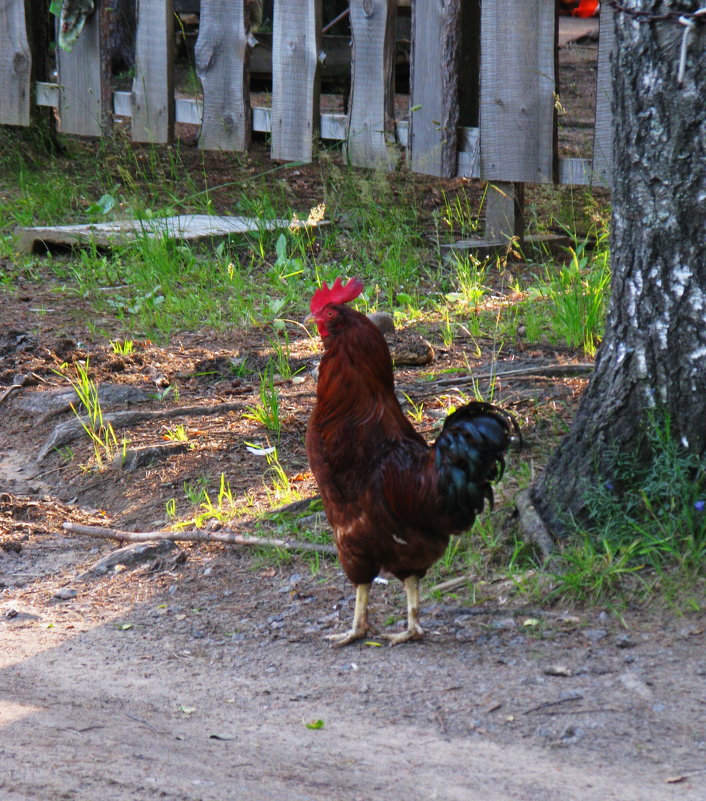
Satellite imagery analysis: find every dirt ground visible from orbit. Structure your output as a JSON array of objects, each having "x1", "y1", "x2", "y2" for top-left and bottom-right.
[
  {"x1": 2, "y1": 262, "x2": 705, "y2": 801},
  {"x1": 2, "y1": 19, "x2": 706, "y2": 801}
]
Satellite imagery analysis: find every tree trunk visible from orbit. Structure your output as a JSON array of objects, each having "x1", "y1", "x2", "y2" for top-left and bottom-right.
[{"x1": 531, "y1": 0, "x2": 706, "y2": 537}]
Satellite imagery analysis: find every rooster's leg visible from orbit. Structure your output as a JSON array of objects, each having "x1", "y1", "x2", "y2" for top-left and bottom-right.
[
  {"x1": 383, "y1": 575, "x2": 424, "y2": 645},
  {"x1": 326, "y1": 583, "x2": 371, "y2": 647}
]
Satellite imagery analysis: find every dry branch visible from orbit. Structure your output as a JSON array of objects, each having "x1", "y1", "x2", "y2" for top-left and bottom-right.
[
  {"x1": 0, "y1": 374, "x2": 32, "y2": 406},
  {"x1": 425, "y1": 363, "x2": 594, "y2": 391},
  {"x1": 62, "y1": 521, "x2": 337, "y2": 556}
]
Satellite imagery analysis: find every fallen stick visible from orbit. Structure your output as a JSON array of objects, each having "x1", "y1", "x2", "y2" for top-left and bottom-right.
[
  {"x1": 62, "y1": 521, "x2": 337, "y2": 556},
  {"x1": 423, "y1": 363, "x2": 594, "y2": 391},
  {"x1": 0, "y1": 374, "x2": 31, "y2": 406}
]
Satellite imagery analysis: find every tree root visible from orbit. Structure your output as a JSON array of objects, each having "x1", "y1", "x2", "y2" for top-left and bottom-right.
[
  {"x1": 515, "y1": 489, "x2": 555, "y2": 560},
  {"x1": 37, "y1": 401, "x2": 245, "y2": 463}
]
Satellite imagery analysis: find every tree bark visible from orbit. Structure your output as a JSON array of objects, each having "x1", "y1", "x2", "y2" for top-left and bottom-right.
[{"x1": 531, "y1": 0, "x2": 706, "y2": 537}]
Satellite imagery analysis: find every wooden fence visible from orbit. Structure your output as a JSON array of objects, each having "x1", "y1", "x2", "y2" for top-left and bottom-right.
[{"x1": 1, "y1": 1, "x2": 613, "y2": 192}]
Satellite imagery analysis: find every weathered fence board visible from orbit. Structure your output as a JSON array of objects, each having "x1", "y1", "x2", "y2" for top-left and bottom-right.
[
  {"x1": 56, "y1": 10, "x2": 106, "y2": 136},
  {"x1": 195, "y1": 0, "x2": 251, "y2": 151},
  {"x1": 0, "y1": 0, "x2": 31, "y2": 127},
  {"x1": 409, "y1": 0, "x2": 461, "y2": 178},
  {"x1": 592, "y1": 4, "x2": 614, "y2": 187},
  {"x1": 480, "y1": 0, "x2": 556, "y2": 183},
  {"x1": 3, "y1": 3, "x2": 611, "y2": 190},
  {"x1": 132, "y1": 0, "x2": 174, "y2": 143},
  {"x1": 347, "y1": 0, "x2": 397, "y2": 170},
  {"x1": 271, "y1": 0, "x2": 322, "y2": 162}
]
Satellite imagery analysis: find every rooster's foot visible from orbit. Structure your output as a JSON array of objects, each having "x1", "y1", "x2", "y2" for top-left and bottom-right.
[
  {"x1": 326, "y1": 583, "x2": 371, "y2": 648},
  {"x1": 326, "y1": 626, "x2": 369, "y2": 648},
  {"x1": 382, "y1": 622, "x2": 424, "y2": 646}
]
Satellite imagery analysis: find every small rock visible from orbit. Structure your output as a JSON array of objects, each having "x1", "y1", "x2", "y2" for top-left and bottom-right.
[
  {"x1": 544, "y1": 664, "x2": 573, "y2": 677},
  {"x1": 367, "y1": 312, "x2": 395, "y2": 335},
  {"x1": 619, "y1": 671, "x2": 653, "y2": 699},
  {"x1": 81, "y1": 540, "x2": 178, "y2": 578},
  {"x1": 583, "y1": 628, "x2": 609, "y2": 643},
  {"x1": 615, "y1": 633, "x2": 636, "y2": 649},
  {"x1": 54, "y1": 587, "x2": 77, "y2": 601}
]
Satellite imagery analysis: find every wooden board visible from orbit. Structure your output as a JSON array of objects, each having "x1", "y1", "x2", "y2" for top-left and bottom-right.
[
  {"x1": 15, "y1": 215, "x2": 327, "y2": 254},
  {"x1": 132, "y1": 0, "x2": 174, "y2": 143},
  {"x1": 592, "y1": 4, "x2": 614, "y2": 188},
  {"x1": 195, "y1": 0, "x2": 251, "y2": 151},
  {"x1": 408, "y1": 0, "x2": 461, "y2": 177},
  {"x1": 56, "y1": 8, "x2": 105, "y2": 136},
  {"x1": 0, "y1": 0, "x2": 31, "y2": 126},
  {"x1": 347, "y1": 0, "x2": 397, "y2": 170},
  {"x1": 480, "y1": 0, "x2": 556, "y2": 183},
  {"x1": 270, "y1": 0, "x2": 322, "y2": 162}
]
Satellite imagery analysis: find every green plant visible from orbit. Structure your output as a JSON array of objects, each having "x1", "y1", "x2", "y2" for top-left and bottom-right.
[
  {"x1": 523, "y1": 234, "x2": 610, "y2": 355},
  {"x1": 244, "y1": 365, "x2": 282, "y2": 436},
  {"x1": 264, "y1": 447, "x2": 302, "y2": 505},
  {"x1": 402, "y1": 393, "x2": 425, "y2": 424},
  {"x1": 110, "y1": 339, "x2": 134, "y2": 355},
  {"x1": 59, "y1": 361, "x2": 127, "y2": 468},
  {"x1": 164, "y1": 424, "x2": 189, "y2": 442},
  {"x1": 183, "y1": 476, "x2": 210, "y2": 506}
]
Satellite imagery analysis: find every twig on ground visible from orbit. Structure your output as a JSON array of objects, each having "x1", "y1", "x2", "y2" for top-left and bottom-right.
[
  {"x1": 523, "y1": 693, "x2": 584, "y2": 715},
  {"x1": 419, "y1": 363, "x2": 594, "y2": 395},
  {"x1": 0, "y1": 374, "x2": 31, "y2": 406},
  {"x1": 62, "y1": 521, "x2": 337, "y2": 556}
]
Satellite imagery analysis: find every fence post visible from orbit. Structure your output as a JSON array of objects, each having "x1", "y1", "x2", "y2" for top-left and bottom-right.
[
  {"x1": 408, "y1": 0, "x2": 461, "y2": 177},
  {"x1": 56, "y1": 3, "x2": 112, "y2": 136},
  {"x1": 132, "y1": 0, "x2": 174, "y2": 143},
  {"x1": 196, "y1": 0, "x2": 252, "y2": 151},
  {"x1": 0, "y1": 0, "x2": 32, "y2": 127},
  {"x1": 484, "y1": 181, "x2": 524, "y2": 243},
  {"x1": 347, "y1": 0, "x2": 398, "y2": 170},
  {"x1": 271, "y1": 0, "x2": 322, "y2": 162},
  {"x1": 592, "y1": 4, "x2": 614, "y2": 187}
]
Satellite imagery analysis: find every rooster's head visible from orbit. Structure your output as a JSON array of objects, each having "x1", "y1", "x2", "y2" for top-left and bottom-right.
[{"x1": 308, "y1": 277, "x2": 364, "y2": 337}]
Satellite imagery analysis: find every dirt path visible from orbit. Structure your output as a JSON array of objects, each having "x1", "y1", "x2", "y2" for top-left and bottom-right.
[{"x1": 2, "y1": 527, "x2": 706, "y2": 801}]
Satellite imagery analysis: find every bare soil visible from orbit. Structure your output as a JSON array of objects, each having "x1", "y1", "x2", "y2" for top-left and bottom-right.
[{"x1": 2, "y1": 22, "x2": 705, "y2": 801}]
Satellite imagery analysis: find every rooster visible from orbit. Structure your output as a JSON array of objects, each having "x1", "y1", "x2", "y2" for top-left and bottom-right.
[{"x1": 306, "y1": 277, "x2": 519, "y2": 646}]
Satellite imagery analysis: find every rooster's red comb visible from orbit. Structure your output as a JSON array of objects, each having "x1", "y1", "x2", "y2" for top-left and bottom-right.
[{"x1": 310, "y1": 277, "x2": 364, "y2": 313}]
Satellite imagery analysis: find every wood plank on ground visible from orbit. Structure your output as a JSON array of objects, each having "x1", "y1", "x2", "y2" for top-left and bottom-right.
[
  {"x1": 195, "y1": 0, "x2": 251, "y2": 151},
  {"x1": 0, "y1": 0, "x2": 32, "y2": 127},
  {"x1": 271, "y1": 0, "x2": 322, "y2": 162},
  {"x1": 15, "y1": 215, "x2": 328, "y2": 254},
  {"x1": 408, "y1": 0, "x2": 461, "y2": 177},
  {"x1": 480, "y1": 0, "x2": 556, "y2": 183},
  {"x1": 347, "y1": 0, "x2": 398, "y2": 170},
  {"x1": 132, "y1": 0, "x2": 174, "y2": 143}
]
